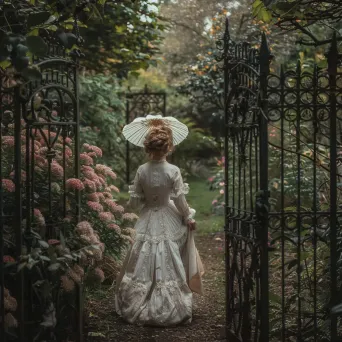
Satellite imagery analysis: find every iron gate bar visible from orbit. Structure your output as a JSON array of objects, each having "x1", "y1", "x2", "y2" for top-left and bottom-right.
[{"x1": 328, "y1": 33, "x2": 338, "y2": 341}]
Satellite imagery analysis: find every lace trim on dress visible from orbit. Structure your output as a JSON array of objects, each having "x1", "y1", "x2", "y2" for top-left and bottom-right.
[
  {"x1": 136, "y1": 229, "x2": 187, "y2": 244},
  {"x1": 170, "y1": 182, "x2": 190, "y2": 198}
]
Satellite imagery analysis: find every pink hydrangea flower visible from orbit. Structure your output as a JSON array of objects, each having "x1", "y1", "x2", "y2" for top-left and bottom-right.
[
  {"x1": 35, "y1": 154, "x2": 47, "y2": 168},
  {"x1": 94, "y1": 267, "x2": 105, "y2": 283},
  {"x1": 48, "y1": 239, "x2": 60, "y2": 246},
  {"x1": 83, "y1": 179, "x2": 96, "y2": 192},
  {"x1": 220, "y1": 189, "x2": 224, "y2": 195},
  {"x1": 95, "y1": 164, "x2": 109, "y2": 175},
  {"x1": 80, "y1": 234, "x2": 91, "y2": 243},
  {"x1": 76, "y1": 221, "x2": 93, "y2": 235},
  {"x1": 51, "y1": 161, "x2": 64, "y2": 178},
  {"x1": 87, "y1": 152, "x2": 97, "y2": 158},
  {"x1": 87, "y1": 201, "x2": 103, "y2": 212},
  {"x1": 80, "y1": 153, "x2": 93, "y2": 166},
  {"x1": 108, "y1": 223, "x2": 121, "y2": 234},
  {"x1": 33, "y1": 208, "x2": 45, "y2": 226},
  {"x1": 106, "y1": 170, "x2": 117, "y2": 180},
  {"x1": 82, "y1": 143, "x2": 90, "y2": 149},
  {"x1": 60, "y1": 275, "x2": 75, "y2": 292},
  {"x1": 212, "y1": 199, "x2": 218, "y2": 205},
  {"x1": 110, "y1": 185, "x2": 120, "y2": 193},
  {"x1": 3, "y1": 255, "x2": 15, "y2": 263},
  {"x1": 2, "y1": 179, "x2": 15, "y2": 192},
  {"x1": 81, "y1": 165, "x2": 93, "y2": 173},
  {"x1": 219, "y1": 182, "x2": 224, "y2": 186},
  {"x1": 96, "y1": 192, "x2": 105, "y2": 202},
  {"x1": 111, "y1": 204, "x2": 124, "y2": 215},
  {"x1": 89, "y1": 235, "x2": 100, "y2": 244},
  {"x1": 88, "y1": 145, "x2": 103, "y2": 157},
  {"x1": 103, "y1": 192, "x2": 113, "y2": 199},
  {"x1": 2, "y1": 136, "x2": 15, "y2": 148},
  {"x1": 83, "y1": 170, "x2": 98, "y2": 181},
  {"x1": 105, "y1": 199, "x2": 117, "y2": 213},
  {"x1": 66, "y1": 178, "x2": 85, "y2": 191},
  {"x1": 87, "y1": 193, "x2": 99, "y2": 202},
  {"x1": 99, "y1": 212, "x2": 114, "y2": 222},
  {"x1": 122, "y1": 213, "x2": 139, "y2": 222}
]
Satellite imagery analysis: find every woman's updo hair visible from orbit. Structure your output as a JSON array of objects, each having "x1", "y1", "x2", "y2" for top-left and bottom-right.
[{"x1": 144, "y1": 124, "x2": 173, "y2": 158}]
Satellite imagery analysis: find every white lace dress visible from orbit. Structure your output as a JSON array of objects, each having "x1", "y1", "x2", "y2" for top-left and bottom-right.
[{"x1": 115, "y1": 160, "x2": 204, "y2": 326}]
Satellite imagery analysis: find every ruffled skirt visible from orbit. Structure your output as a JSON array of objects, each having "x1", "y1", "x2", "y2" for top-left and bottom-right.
[{"x1": 115, "y1": 202, "x2": 204, "y2": 326}]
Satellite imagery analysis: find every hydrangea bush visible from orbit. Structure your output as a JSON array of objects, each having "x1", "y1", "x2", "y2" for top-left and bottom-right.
[{"x1": 1, "y1": 123, "x2": 138, "y2": 338}]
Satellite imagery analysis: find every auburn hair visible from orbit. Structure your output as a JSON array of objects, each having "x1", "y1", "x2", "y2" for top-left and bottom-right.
[{"x1": 144, "y1": 124, "x2": 173, "y2": 158}]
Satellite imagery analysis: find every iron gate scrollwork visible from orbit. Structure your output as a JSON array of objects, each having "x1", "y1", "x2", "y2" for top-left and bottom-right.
[
  {"x1": 0, "y1": 41, "x2": 83, "y2": 341},
  {"x1": 125, "y1": 85, "x2": 166, "y2": 184},
  {"x1": 220, "y1": 19, "x2": 342, "y2": 342},
  {"x1": 219, "y1": 19, "x2": 270, "y2": 341}
]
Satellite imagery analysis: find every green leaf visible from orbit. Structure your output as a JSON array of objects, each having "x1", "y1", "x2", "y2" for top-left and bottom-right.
[
  {"x1": 332, "y1": 303, "x2": 342, "y2": 315},
  {"x1": 13, "y1": 56, "x2": 30, "y2": 71},
  {"x1": 269, "y1": 291, "x2": 282, "y2": 304},
  {"x1": 38, "y1": 240, "x2": 49, "y2": 249},
  {"x1": 40, "y1": 255, "x2": 50, "y2": 262},
  {"x1": 0, "y1": 60, "x2": 11, "y2": 69},
  {"x1": 60, "y1": 231, "x2": 66, "y2": 248},
  {"x1": 16, "y1": 44, "x2": 28, "y2": 57},
  {"x1": 21, "y1": 67, "x2": 42, "y2": 81},
  {"x1": 27, "y1": 11, "x2": 51, "y2": 28},
  {"x1": 26, "y1": 36, "x2": 48, "y2": 56},
  {"x1": 48, "y1": 263, "x2": 60, "y2": 272},
  {"x1": 18, "y1": 262, "x2": 27, "y2": 272}
]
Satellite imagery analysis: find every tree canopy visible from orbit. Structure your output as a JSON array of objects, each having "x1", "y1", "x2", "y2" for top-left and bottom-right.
[
  {"x1": 0, "y1": 0, "x2": 165, "y2": 80},
  {"x1": 253, "y1": 0, "x2": 342, "y2": 46}
]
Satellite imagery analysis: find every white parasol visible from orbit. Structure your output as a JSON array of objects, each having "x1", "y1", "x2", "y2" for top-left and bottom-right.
[{"x1": 122, "y1": 114, "x2": 189, "y2": 147}]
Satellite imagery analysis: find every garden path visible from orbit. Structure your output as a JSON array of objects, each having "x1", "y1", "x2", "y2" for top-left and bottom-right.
[{"x1": 85, "y1": 233, "x2": 225, "y2": 342}]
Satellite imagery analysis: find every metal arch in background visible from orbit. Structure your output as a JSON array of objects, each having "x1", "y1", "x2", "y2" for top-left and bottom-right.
[
  {"x1": 125, "y1": 84, "x2": 167, "y2": 184},
  {"x1": 219, "y1": 18, "x2": 271, "y2": 341}
]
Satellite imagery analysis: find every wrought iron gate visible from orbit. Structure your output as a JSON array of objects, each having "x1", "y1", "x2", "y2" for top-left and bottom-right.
[
  {"x1": 221, "y1": 19, "x2": 342, "y2": 342},
  {"x1": 125, "y1": 85, "x2": 166, "y2": 183},
  {"x1": 0, "y1": 43, "x2": 82, "y2": 341},
  {"x1": 219, "y1": 19, "x2": 270, "y2": 341}
]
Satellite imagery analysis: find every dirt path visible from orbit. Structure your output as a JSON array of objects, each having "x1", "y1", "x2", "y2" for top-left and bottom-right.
[{"x1": 84, "y1": 233, "x2": 226, "y2": 342}]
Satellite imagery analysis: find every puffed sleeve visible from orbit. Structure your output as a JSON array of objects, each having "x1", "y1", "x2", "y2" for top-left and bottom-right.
[
  {"x1": 171, "y1": 169, "x2": 195, "y2": 223},
  {"x1": 128, "y1": 167, "x2": 145, "y2": 210}
]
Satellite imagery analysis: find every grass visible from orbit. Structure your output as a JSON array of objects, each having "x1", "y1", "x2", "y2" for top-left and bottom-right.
[
  {"x1": 116, "y1": 177, "x2": 224, "y2": 236},
  {"x1": 186, "y1": 177, "x2": 224, "y2": 235}
]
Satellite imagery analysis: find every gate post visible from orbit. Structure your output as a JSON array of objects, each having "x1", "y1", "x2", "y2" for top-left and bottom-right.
[{"x1": 258, "y1": 33, "x2": 271, "y2": 342}]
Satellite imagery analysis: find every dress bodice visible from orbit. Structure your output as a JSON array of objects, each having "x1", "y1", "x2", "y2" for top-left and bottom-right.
[{"x1": 128, "y1": 161, "x2": 190, "y2": 216}]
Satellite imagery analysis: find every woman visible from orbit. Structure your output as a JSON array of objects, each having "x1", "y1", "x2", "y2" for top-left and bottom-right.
[{"x1": 115, "y1": 116, "x2": 204, "y2": 326}]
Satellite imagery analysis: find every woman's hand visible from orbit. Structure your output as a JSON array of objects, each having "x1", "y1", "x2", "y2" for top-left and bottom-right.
[{"x1": 187, "y1": 219, "x2": 196, "y2": 231}]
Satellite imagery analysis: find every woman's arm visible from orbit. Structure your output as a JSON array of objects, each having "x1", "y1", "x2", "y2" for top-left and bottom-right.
[
  {"x1": 171, "y1": 169, "x2": 196, "y2": 229},
  {"x1": 128, "y1": 167, "x2": 145, "y2": 210}
]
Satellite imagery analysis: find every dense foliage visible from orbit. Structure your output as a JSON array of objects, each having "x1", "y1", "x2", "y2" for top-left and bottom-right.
[
  {"x1": 0, "y1": 0, "x2": 165, "y2": 80},
  {"x1": 254, "y1": 0, "x2": 342, "y2": 46},
  {"x1": 79, "y1": 73, "x2": 127, "y2": 185}
]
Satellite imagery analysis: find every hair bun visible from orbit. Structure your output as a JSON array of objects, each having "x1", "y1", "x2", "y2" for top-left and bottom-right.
[{"x1": 143, "y1": 124, "x2": 173, "y2": 157}]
